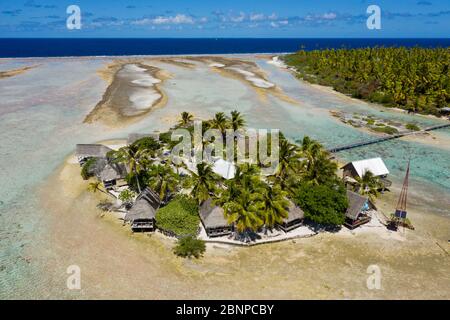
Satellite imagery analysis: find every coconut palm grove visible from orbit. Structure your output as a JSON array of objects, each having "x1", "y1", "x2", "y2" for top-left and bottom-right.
[{"x1": 80, "y1": 111, "x2": 382, "y2": 258}]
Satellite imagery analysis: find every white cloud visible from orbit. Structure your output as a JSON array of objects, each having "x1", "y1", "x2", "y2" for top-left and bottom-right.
[
  {"x1": 231, "y1": 12, "x2": 246, "y2": 22},
  {"x1": 322, "y1": 12, "x2": 337, "y2": 20},
  {"x1": 250, "y1": 13, "x2": 265, "y2": 21},
  {"x1": 133, "y1": 14, "x2": 195, "y2": 25}
]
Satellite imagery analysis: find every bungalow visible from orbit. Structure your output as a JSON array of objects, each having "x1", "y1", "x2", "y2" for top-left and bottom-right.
[
  {"x1": 344, "y1": 190, "x2": 376, "y2": 229},
  {"x1": 277, "y1": 202, "x2": 304, "y2": 232},
  {"x1": 200, "y1": 199, "x2": 232, "y2": 238},
  {"x1": 124, "y1": 187, "x2": 161, "y2": 232},
  {"x1": 97, "y1": 163, "x2": 128, "y2": 190},
  {"x1": 342, "y1": 157, "x2": 391, "y2": 188},
  {"x1": 75, "y1": 144, "x2": 113, "y2": 166}
]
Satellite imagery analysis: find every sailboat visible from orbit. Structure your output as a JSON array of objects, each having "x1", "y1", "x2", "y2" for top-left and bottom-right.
[{"x1": 387, "y1": 160, "x2": 415, "y2": 231}]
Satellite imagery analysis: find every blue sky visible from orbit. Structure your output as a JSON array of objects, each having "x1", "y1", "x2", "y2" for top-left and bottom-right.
[{"x1": 0, "y1": 0, "x2": 449, "y2": 37}]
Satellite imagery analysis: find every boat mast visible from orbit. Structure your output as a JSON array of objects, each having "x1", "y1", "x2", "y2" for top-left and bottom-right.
[{"x1": 395, "y1": 160, "x2": 410, "y2": 220}]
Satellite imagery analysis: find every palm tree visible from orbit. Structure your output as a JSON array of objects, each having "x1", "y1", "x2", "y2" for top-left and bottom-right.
[
  {"x1": 259, "y1": 184, "x2": 289, "y2": 229},
  {"x1": 113, "y1": 145, "x2": 152, "y2": 193},
  {"x1": 210, "y1": 112, "x2": 230, "y2": 137},
  {"x1": 87, "y1": 181, "x2": 113, "y2": 198},
  {"x1": 230, "y1": 110, "x2": 246, "y2": 131},
  {"x1": 354, "y1": 170, "x2": 382, "y2": 201},
  {"x1": 147, "y1": 164, "x2": 179, "y2": 203},
  {"x1": 304, "y1": 152, "x2": 338, "y2": 185},
  {"x1": 178, "y1": 111, "x2": 194, "y2": 127},
  {"x1": 222, "y1": 187, "x2": 264, "y2": 240},
  {"x1": 299, "y1": 136, "x2": 338, "y2": 185},
  {"x1": 188, "y1": 162, "x2": 218, "y2": 204},
  {"x1": 273, "y1": 139, "x2": 302, "y2": 191}
]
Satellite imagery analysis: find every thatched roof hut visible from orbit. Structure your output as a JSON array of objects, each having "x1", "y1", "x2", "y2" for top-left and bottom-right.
[
  {"x1": 200, "y1": 199, "x2": 232, "y2": 237},
  {"x1": 75, "y1": 144, "x2": 113, "y2": 165},
  {"x1": 278, "y1": 201, "x2": 304, "y2": 232},
  {"x1": 125, "y1": 187, "x2": 161, "y2": 232},
  {"x1": 345, "y1": 190, "x2": 375, "y2": 229}
]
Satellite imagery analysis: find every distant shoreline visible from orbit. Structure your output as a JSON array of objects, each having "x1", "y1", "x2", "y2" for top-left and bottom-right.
[{"x1": 1, "y1": 38, "x2": 449, "y2": 59}]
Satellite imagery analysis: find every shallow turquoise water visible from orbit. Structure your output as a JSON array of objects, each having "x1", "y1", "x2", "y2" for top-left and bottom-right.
[{"x1": 0, "y1": 56, "x2": 449, "y2": 298}]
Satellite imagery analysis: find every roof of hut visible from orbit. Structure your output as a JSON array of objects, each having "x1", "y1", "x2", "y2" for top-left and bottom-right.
[
  {"x1": 283, "y1": 201, "x2": 305, "y2": 224},
  {"x1": 99, "y1": 163, "x2": 127, "y2": 182},
  {"x1": 342, "y1": 157, "x2": 389, "y2": 178},
  {"x1": 200, "y1": 199, "x2": 229, "y2": 229},
  {"x1": 346, "y1": 190, "x2": 369, "y2": 220},
  {"x1": 76, "y1": 144, "x2": 113, "y2": 159},
  {"x1": 125, "y1": 188, "x2": 161, "y2": 222}
]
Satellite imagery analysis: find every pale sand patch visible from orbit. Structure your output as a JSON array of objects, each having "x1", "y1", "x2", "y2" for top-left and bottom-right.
[
  {"x1": 32, "y1": 155, "x2": 450, "y2": 299},
  {"x1": 84, "y1": 60, "x2": 170, "y2": 128},
  {"x1": 0, "y1": 64, "x2": 40, "y2": 79},
  {"x1": 156, "y1": 58, "x2": 197, "y2": 69}
]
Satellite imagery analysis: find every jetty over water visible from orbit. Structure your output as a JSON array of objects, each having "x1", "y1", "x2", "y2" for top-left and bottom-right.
[{"x1": 328, "y1": 123, "x2": 450, "y2": 153}]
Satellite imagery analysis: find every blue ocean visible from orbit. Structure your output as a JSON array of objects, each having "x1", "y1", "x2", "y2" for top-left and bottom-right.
[{"x1": 0, "y1": 38, "x2": 449, "y2": 58}]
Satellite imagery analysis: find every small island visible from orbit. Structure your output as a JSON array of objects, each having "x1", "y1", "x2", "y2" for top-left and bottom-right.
[{"x1": 75, "y1": 111, "x2": 395, "y2": 258}]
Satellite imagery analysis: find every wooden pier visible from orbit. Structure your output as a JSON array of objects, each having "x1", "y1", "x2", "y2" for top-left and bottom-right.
[{"x1": 328, "y1": 123, "x2": 450, "y2": 153}]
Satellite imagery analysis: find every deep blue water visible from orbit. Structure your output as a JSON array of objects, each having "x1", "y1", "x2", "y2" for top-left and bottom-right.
[{"x1": 0, "y1": 38, "x2": 449, "y2": 58}]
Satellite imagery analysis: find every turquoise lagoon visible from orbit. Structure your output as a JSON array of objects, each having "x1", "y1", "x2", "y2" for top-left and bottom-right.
[{"x1": 0, "y1": 56, "x2": 449, "y2": 298}]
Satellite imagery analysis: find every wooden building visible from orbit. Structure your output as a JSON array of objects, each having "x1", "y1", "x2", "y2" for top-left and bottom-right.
[
  {"x1": 342, "y1": 157, "x2": 391, "y2": 189},
  {"x1": 98, "y1": 163, "x2": 128, "y2": 190},
  {"x1": 75, "y1": 144, "x2": 113, "y2": 166},
  {"x1": 344, "y1": 190, "x2": 375, "y2": 229},
  {"x1": 200, "y1": 199, "x2": 232, "y2": 238},
  {"x1": 124, "y1": 187, "x2": 161, "y2": 232},
  {"x1": 278, "y1": 202, "x2": 304, "y2": 232}
]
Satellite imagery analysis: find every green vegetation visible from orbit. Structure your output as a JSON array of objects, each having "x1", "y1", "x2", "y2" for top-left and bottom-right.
[
  {"x1": 131, "y1": 137, "x2": 160, "y2": 155},
  {"x1": 293, "y1": 182, "x2": 347, "y2": 226},
  {"x1": 107, "y1": 111, "x2": 351, "y2": 240},
  {"x1": 147, "y1": 164, "x2": 180, "y2": 202},
  {"x1": 156, "y1": 196, "x2": 200, "y2": 237},
  {"x1": 365, "y1": 118, "x2": 375, "y2": 126},
  {"x1": 178, "y1": 111, "x2": 194, "y2": 127},
  {"x1": 81, "y1": 158, "x2": 97, "y2": 180},
  {"x1": 173, "y1": 236, "x2": 206, "y2": 258},
  {"x1": 284, "y1": 47, "x2": 450, "y2": 115},
  {"x1": 372, "y1": 126, "x2": 399, "y2": 135},
  {"x1": 353, "y1": 171, "x2": 383, "y2": 202},
  {"x1": 406, "y1": 123, "x2": 421, "y2": 131},
  {"x1": 187, "y1": 162, "x2": 219, "y2": 205},
  {"x1": 118, "y1": 189, "x2": 136, "y2": 205}
]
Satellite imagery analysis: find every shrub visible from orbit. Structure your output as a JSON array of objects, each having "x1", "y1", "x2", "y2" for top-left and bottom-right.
[
  {"x1": 365, "y1": 118, "x2": 375, "y2": 125},
  {"x1": 173, "y1": 236, "x2": 206, "y2": 258},
  {"x1": 81, "y1": 158, "x2": 97, "y2": 180},
  {"x1": 132, "y1": 137, "x2": 161, "y2": 152},
  {"x1": 156, "y1": 196, "x2": 200, "y2": 237},
  {"x1": 118, "y1": 189, "x2": 136, "y2": 204},
  {"x1": 372, "y1": 126, "x2": 399, "y2": 135},
  {"x1": 293, "y1": 182, "x2": 347, "y2": 226},
  {"x1": 406, "y1": 123, "x2": 421, "y2": 131}
]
